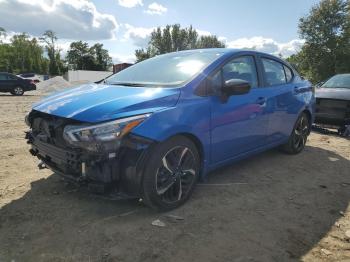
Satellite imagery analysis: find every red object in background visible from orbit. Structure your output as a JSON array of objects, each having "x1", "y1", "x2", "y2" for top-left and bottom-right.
[{"x1": 113, "y1": 63, "x2": 133, "y2": 74}]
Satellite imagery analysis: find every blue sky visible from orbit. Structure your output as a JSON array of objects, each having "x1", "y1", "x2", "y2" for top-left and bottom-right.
[{"x1": 0, "y1": 0, "x2": 320, "y2": 63}]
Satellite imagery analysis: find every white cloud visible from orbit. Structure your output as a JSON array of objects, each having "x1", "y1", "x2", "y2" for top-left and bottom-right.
[
  {"x1": 144, "y1": 2, "x2": 167, "y2": 15},
  {"x1": 196, "y1": 29, "x2": 212, "y2": 37},
  {"x1": 122, "y1": 24, "x2": 154, "y2": 47},
  {"x1": 277, "y1": 39, "x2": 305, "y2": 57},
  {"x1": 110, "y1": 53, "x2": 136, "y2": 64},
  {"x1": 0, "y1": 30, "x2": 15, "y2": 44},
  {"x1": 0, "y1": 0, "x2": 118, "y2": 40},
  {"x1": 118, "y1": 0, "x2": 143, "y2": 8},
  {"x1": 225, "y1": 36, "x2": 304, "y2": 57}
]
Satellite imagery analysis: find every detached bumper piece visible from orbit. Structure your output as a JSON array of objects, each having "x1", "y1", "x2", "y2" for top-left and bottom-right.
[{"x1": 315, "y1": 98, "x2": 350, "y2": 127}]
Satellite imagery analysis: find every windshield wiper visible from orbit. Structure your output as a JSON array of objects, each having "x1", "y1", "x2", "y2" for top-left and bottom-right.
[{"x1": 107, "y1": 82, "x2": 145, "y2": 87}]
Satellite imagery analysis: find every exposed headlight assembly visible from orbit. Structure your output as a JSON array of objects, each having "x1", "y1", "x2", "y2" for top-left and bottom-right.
[{"x1": 63, "y1": 114, "x2": 150, "y2": 151}]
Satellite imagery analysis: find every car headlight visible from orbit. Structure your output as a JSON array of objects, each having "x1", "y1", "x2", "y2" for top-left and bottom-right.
[{"x1": 63, "y1": 114, "x2": 150, "y2": 149}]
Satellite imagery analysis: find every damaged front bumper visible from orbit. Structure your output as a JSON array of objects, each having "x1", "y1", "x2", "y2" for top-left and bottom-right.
[
  {"x1": 26, "y1": 130, "x2": 155, "y2": 198},
  {"x1": 315, "y1": 98, "x2": 350, "y2": 127}
]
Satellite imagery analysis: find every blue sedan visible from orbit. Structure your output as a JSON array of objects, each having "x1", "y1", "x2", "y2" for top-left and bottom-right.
[{"x1": 26, "y1": 49, "x2": 315, "y2": 210}]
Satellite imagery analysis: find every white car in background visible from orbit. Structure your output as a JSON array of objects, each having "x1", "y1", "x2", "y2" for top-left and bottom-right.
[{"x1": 17, "y1": 73, "x2": 43, "y2": 83}]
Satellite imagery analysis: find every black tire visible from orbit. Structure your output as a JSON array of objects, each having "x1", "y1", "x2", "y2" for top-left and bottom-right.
[
  {"x1": 281, "y1": 112, "x2": 310, "y2": 154},
  {"x1": 142, "y1": 136, "x2": 200, "y2": 211},
  {"x1": 338, "y1": 126, "x2": 346, "y2": 136},
  {"x1": 11, "y1": 86, "x2": 24, "y2": 96}
]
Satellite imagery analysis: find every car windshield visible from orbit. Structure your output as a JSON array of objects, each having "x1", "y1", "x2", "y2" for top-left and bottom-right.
[
  {"x1": 322, "y1": 74, "x2": 350, "y2": 89},
  {"x1": 105, "y1": 50, "x2": 224, "y2": 87}
]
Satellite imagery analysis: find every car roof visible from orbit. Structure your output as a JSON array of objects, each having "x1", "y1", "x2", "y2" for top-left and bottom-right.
[
  {"x1": 165, "y1": 48, "x2": 286, "y2": 62},
  {"x1": 0, "y1": 72, "x2": 15, "y2": 75},
  {"x1": 334, "y1": 73, "x2": 350, "y2": 76}
]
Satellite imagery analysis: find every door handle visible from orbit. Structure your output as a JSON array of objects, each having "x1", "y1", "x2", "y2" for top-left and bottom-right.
[{"x1": 256, "y1": 97, "x2": 266, "y2": 105}]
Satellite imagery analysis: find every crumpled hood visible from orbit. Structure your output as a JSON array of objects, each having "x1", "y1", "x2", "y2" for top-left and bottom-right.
[
  {"x1": 32, "y1": 83, "x2": 180, "y2": 123},
  {"x1": 316, "y1": 87, "x2": 350, "y2": 100}
]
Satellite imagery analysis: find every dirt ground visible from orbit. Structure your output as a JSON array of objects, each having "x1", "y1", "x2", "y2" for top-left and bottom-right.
[{"x1": 0, "y1": 91, "x2": 350, "y2": 262}]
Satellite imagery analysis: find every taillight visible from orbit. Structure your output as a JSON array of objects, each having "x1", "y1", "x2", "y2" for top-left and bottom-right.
[{"x1": 30, "y1": 80, "x2": 35, "y2": 84}]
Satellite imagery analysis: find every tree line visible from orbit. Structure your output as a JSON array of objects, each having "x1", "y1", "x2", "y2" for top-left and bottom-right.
[
  {"x1": 135, "y1": 24, "x2": 225, "y2": 62},
  {"x1": 137, "y1": 1, "x2": 350, "y2": 84},
  {"x1": 287, "y1": 0, "x2": 350, "y2": 83},
  {"x1": 0, "y1": 29, "x2": 113, "y2": 75},
  {"x1": 1, "y1": 0, "x2": 349, "y2": 82}
]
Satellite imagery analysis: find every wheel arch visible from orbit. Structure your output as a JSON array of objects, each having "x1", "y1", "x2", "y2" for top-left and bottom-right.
[
  {"x1": 119, "y1": 132, "x2": 206, "y2": 198},
  {"x1": 175, "y1": 132, "x2": 205, "y2": 175},
  {"x1": 301, "y1": 108, "x2": 312, "y2": 134}
]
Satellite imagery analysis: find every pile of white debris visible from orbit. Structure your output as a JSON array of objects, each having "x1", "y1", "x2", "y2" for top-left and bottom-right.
[
  {"x1": 36, "y1": 76, "x2": 91, "y2": 95},
  {"x1": 36, "y1": 76, "x2": 73, "y2": 94}
]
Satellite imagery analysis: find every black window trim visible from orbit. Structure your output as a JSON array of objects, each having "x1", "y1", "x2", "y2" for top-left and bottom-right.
[{"x1": 283, "y1": 64, "x2": 294, "y2": 83}]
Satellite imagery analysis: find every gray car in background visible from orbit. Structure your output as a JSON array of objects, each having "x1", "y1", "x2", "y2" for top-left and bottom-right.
[{"x1": 315, "y1": 74, "x2": 350, "y2": 134}]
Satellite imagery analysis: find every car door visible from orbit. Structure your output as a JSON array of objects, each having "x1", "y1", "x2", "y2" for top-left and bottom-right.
[
  {"x1": 0, "y1": 73, "x2": 9, "y2": 91},
  {"x1": 6, "y1": 74, "x2": 21, "y2": 89},
  {"x1": 259, "y1": 57, "x2": 305, "y2": 143},
  {"x1": 210, "y1": 55, "x2": 270, "y2": 164}
]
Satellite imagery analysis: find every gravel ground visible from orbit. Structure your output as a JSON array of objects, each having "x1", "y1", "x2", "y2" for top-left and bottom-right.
[{"x1": 0, "y1": 90, "x2": 349, "y2": 262}]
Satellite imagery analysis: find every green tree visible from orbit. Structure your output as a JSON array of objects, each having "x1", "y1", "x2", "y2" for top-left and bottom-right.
[
  {"x1": 196, "y1": 35, "x2": 226, "y2": 49},
  {"x1": 90, "y1": 43, "x2": 113, "y2": 71},
  {"x1": 0, "y1": 27, "x2": 6, "y2": 42},
  {"x1": 66, "y1": 41, "x2": 112, "y2": 71},
  {"x1": 291, "y1": 0, "x2": 350, "y2": 83},
  {"x1": 10, "y1": 33, "x2": 47, "y2": 74},
  {"x1": 135, "y1": 24, "x2": 225, "y2": 62},
  {"x1": 0, "y1": 43, "x2": 13, "y2": 72},
  {"x1": 66, "y1": 41, "x2": 91, "y2": 70},
  {"x1": 0, "y1": 30, "x2": 50, "y2": 74},
  {"x1": 40, "y1": 30, "x2": 65, "y2": 75}
]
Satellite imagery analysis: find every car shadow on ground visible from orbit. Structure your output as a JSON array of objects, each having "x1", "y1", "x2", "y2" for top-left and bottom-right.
[
  {"x1": 0, "y1": 94, "x2": 39, "y2": 97},
  {"x1": 0, "y1": 145, "x2": 349, "y2": 262}
]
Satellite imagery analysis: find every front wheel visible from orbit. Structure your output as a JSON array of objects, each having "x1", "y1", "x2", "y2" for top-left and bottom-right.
[
  {"x1": 281, "y1": 112, "x2": 310, "y2": 154},
  {"x1": 142, "y1": 136, "x2": 200, "y2": 211},
  {"x1": 11, "y1": 86, "x2": 24, "y2": 96}
]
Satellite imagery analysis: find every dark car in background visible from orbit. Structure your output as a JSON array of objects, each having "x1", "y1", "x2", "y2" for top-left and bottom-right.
[
  {"x1": 315, "y1": 74, "x2": 350, "y2": 133},
  {"x1": 0, "y1": 72, "x2": 36, "y2": 95}
]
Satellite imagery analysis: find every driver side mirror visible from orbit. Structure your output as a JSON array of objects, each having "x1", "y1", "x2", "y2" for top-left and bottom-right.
[{"x1": 221, "y1": 79, "x2": 251, "y2": 102}]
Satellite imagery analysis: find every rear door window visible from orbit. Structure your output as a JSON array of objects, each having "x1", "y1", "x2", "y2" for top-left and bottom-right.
[{"x1": 262, "y1": 58, "x2": 287, "y2": 86}]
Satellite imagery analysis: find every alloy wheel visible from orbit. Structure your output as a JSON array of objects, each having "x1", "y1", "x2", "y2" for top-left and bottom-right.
[
  {"x1": 14, "y1": 87, "x2": 24, "y2": 95},
  {"x1": 293, "y1": 115, "x2": 309, "y2": 151},
  {"x1": 155, "y1": 146, "x2": 197, "y2": 203}
]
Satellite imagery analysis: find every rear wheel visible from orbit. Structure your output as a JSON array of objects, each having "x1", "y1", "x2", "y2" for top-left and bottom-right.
[
  {"x1": 11, "y1": 86, "x2": 24, "y2": 96},
  {"x1": 281, "y1": 113, "x2": 310, "y2": 154},
  {"x1": 142, "y1": 136, "x2": 200, "y2": 211}
]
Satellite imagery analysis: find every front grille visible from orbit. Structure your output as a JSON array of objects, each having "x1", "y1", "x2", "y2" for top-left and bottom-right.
[
  {"x1": 30, "y1": 135, "x2": 82, "y2": 174},
  {"x1": 29, "y1": 110, "x2": 80, "y2": 148},
  {"x1": 28, "y1": 110, "x2": 83, "y2": 175}
]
